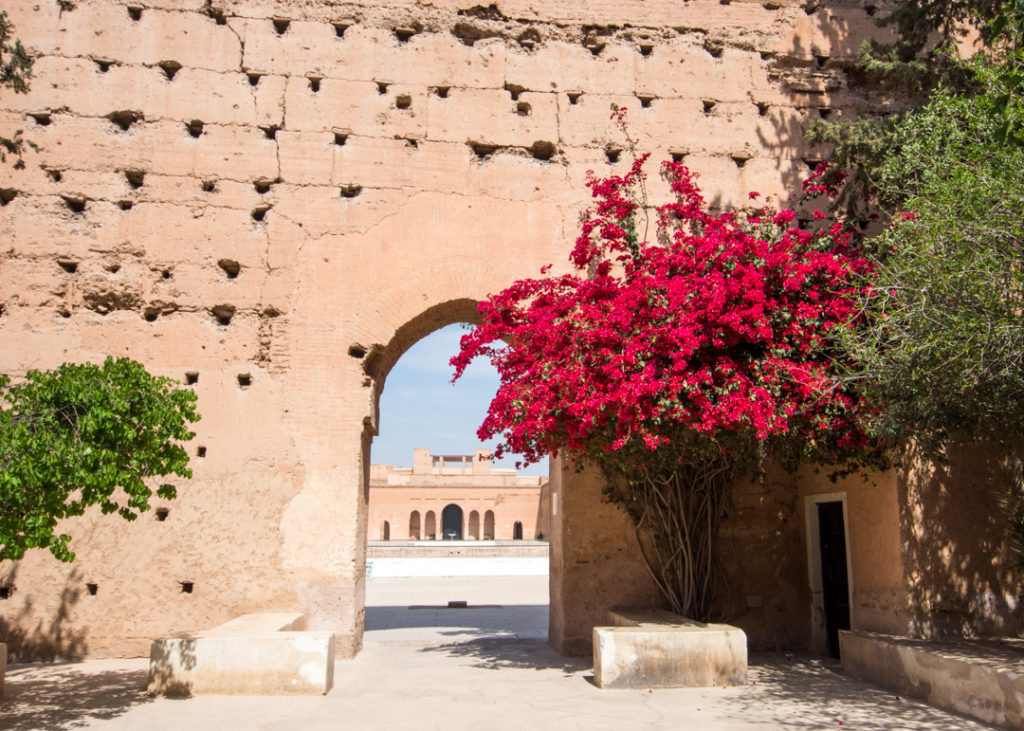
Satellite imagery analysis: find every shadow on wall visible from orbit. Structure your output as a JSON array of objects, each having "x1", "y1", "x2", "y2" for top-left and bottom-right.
[
  {"x1": 145, "y1": 635, "x2": 197, "y2": 697},
  {"x1": 0, "y1": 661, "x2": 153, "y2": 730},
  {"x1": 0, "y1": 564, "x2": 90, "y2": 662},
  {"x1": 899, "y1": 441, "x2": 1024, "y2": 638}
]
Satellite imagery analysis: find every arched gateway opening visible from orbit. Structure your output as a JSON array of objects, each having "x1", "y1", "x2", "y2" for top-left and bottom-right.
[{"x1": 360, "y1": 299, "x2": 552, "y2": 649}]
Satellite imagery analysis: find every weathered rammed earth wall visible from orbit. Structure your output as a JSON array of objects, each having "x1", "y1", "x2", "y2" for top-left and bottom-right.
[{"x1": 0, "y1": 0, "x2": 1018, "y2": 660}]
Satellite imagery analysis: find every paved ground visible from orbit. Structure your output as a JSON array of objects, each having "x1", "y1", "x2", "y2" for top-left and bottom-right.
[{"x1": 0, "y1": 576, "x2": 995, "y2": 730}]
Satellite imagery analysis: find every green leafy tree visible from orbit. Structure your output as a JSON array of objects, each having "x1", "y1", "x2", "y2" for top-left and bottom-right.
[
  {"x1": 0, "y1": 357, "x2": 200, "y2": 562},
  {"x1": 0, "y1": 10, "x2": 35, "y2": 167}
]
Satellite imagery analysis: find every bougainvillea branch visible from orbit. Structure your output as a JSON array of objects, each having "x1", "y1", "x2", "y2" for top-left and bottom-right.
[{"x1": 453, "y1": 112, "x2": 883, "y2": 619}]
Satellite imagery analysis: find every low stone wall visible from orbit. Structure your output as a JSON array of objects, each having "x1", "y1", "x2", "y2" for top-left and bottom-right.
[
  {"x1": 593, "y1": 609, "x2": 748, "y2": 689},
  {"x1": 148, "y1": 612, "x2": 334, "y2": 696},
  {"x1": 840, "y1": 630, "x2": 1024, "y2": 730}
]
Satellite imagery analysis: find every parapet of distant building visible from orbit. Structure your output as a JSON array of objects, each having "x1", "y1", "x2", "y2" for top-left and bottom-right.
[{"x1": 368, "y1": 449, "x2": 550, "y2": 541}]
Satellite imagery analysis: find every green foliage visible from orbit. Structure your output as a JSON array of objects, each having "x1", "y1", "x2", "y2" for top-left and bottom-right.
[
  {"x1": 0, "y1": 357, "x2": 200, "y2": 562},
  {"x1": 0, "y1": 10, "x2": 35, "y2": 168},
  {"x1": 837, "y1": 60, "x2": 1024, "y2": 454}
]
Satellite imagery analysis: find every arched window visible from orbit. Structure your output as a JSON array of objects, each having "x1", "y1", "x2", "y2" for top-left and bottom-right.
[
  {"x1": 484, "y1": 510, "x2": 495, "y2": 540},
  {"x1": 382, "y1": 520, "x2": 391, "y2": 541},
  {"x1": 425, "y1": 511, "x2": 436, "y2": 540},
  {"x1": 513, "y1": 520, "x2": 523, "y2": 540},
  {"x1": 468, "y1": 510, "x2": 480, "y2": 540},
  {"x1": 442, "y1": 503, "x2": 463, "y2": 540},
  {"x1": 409, "y1": 510, "x2": 421, "y2": 540}
]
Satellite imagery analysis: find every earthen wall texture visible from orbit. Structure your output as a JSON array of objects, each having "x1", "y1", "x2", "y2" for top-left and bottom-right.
[{"x1": 0, "y1": 0, "x2": 944, "y2": 660}]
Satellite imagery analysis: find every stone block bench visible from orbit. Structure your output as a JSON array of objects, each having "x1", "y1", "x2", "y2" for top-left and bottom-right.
[
  {"x1": 593, "y1": 608, "x2": 747, "y2": 689},
  {"x1": 840, "y1": 630, "x2": 1024, "y2": 730},
  {"x1": 147, "y1": 612, "x2": 334, "y2": 696}
]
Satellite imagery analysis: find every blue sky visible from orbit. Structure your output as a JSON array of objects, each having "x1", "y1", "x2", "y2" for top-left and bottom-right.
[{"x1": 372, "y1": 323, "x2": 549, "y2": 476}]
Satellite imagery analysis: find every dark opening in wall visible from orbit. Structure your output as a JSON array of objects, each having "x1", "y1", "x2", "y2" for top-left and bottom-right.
[
  {"x1": 119, "y1": 200, "x2": 133, "y2": 211},
  {"x1": 332, "y1": 22, "x2": 350, "y2": 37},
  {"x1": 756, "y1": 101, "x2": 770, "y2": 116},
  {"x1": 125, "y1": 169, "x2": 145, "y2": 188},
  {"x1": 703, "y1": 100, "x2": 716, "y2": 114},
  {"x1": 308, "y1": 76, "x2": 322, "y2": 92},
  {"x1": 815, "y1": 54, "x2": 829, "y2": 68},
  {"x1": 58, "y1": 260, "x2": 79, "y2": 274},
  {"x1": 106, "y1": 262, "x2": 121, "y2": 273},
  {"x1": 605, "y1": 147, "x2": 621, "y2": 164},
  {"x1": 339, "y1": 184, "x2": 362, "y2": 198},
  {"x1": 58, "y1": 307, "x2": 71, "y2": 318},
  {"x1": 201, "y1": 179, "x2": 216, "y2": 192},
  {"x1": 46, "y1": 169, "x2": 62, "y2": 182},
  {"x1": 272, "y1": 17, "x2": 290, "y2": 34},
  {"x1": 469, "y1": 141, "x2": 498, "y2": 158},
  {"x1": 401, "y1": 137, "x2": 418, "y2": 148},
  {"x1": 504, "y1": 83, "x2": 526, "y2": 101},
  {"x1": 251, "y1": 205, "x2": 271, "y2": 221},
  {"x1": 433, "y1": 86, "x2": 449, "y2": 98},
  {"x1": 218, "y1": 258, "x2": 241, "y2": 278},
  {"x1": 516, "y1": 101, "x2": 531, "y2": 116},
  {"x1": 394, "y1": 26, "x2": 418, "y2": 42},
  {"x1": 260, "y1": 125, "x2": 280, "y2": 140},
  {"x1": 161, "y1": 269, "x2": 172, "y2": 279},
  {"x1": 30, "y1": 111, "x2": 51, "y2": 126},
  {"x1": 348, "y1": 343, "x2": 367, "y2": 358},
  {"x1": 704, "y1": 39, "x2": 724, "y2": 58},
  {"x1": 864, "y1": 2, "x2": 877, "y2": 16},
  {"x1": 159, "y1": 60, "x2": 182, "y2": 80},
  {"x1": 127, "y1": 6, "x2": 142, "y2": 21},
  {"x1": 143, "y1": 307, "x2": 159, "y2": 322},
  {"x1": 62, "y1": 196, "x2": 86, "y2": 213},
  {"x1": 253, "y1": 179, "x2": 272, "y2": 194},
  {"x1": 196, "y1": 446, "x2": 207, "y2": 458},
  {"x1": 567, "y1": 92, "x2": 582, "y2": 105},
  {"x1": 156, "y1": 507, "x2": 169, "y2": 521},
  {"x1": 0, "y1": 587, "x2": 11, "y2": 599},
  {"x1": 186, "y1": 120, "x2": 204, "y2": 138},
  {"x1": 637, "y1": 94, "x2": 655, "y2": 109},
  {"x1": 86, "y1": 583, "x2": 98, "y2": 595},
  {"x1": 376, "y1": 81, "x2": 389, "y2": 95},
  {"x1": 206, "y1": 6, "x2": 227, "y2": 24},
  {"x1": 804, "y1": 158, "x2": 822, "y2": 172},
  {"x1": 0, "y1": 189, "x2": 17, "y2": 206},
  {"x1": 818, "y1": 107, "x2": 832, "y2": 119},
  {"x1": 530, "y1": 140, "x2": 556, "y2": 161},
  {"x1": 395, "y1": 94, "x2": 412, "y2": 110},
  {"x1": 731, "y1": 154, "x2": 750, "y2": 168},
  {"x1": 179, "y1": 581, "x2": 194, "y2": 594},
  {"x1": 248, "y1": 73, "x2": 262, "y2": 86},
  {"x1": 211, "y1": 304, "x2": 236, "y2": 326},
  {"x1": 107, "y1": 110, "x2": 142, "y2": 131},
  {"x1": 237, "y1": 373, "x2": 252, "y2": 388},
  {"x1": 669, "y1": 150, "x2": 686, "y2": 163},
  {"x1": 185, "y1": 372, "x2": 199, "y2": 385},
  {"x1": 639, "y1": 43, "x2": 653, "y2": 56},
  {"x1": 94, "y1": 58, "x2": 114, "y2": 72}
]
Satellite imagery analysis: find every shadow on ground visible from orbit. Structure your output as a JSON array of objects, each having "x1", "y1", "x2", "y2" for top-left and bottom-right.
[
  {"x1": 0, "y1": 663, "x2": 153, "y2": 730},
  {"x1": 365, "y1": 604, "x2": 547, "y2": 633},
  {"x1": 738, "y1": 653, "x2": 985, "y2": 730},
  {"x1": 417, "y1": 636, "x2": 589, "y2": 675}
]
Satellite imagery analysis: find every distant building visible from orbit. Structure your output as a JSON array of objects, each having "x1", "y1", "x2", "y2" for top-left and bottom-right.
[{"x1": 368, "y1": 449, "x2": 550, "y2": 541}]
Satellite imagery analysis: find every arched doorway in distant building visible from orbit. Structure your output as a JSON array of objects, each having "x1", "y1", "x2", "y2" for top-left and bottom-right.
[
  {"x1": 513, "y1": 521, "x2": 523, "y2": 540},
  {"x1": 468, "y1": 510, "x2": 480, "y2": 540},
  {"x1": 484, "y1": 510, "x2": 495, "y2": 540},
  {"x1": 409, "y1": 510, "x2": 421, "y2": 540},
  {"x1": 425, "y1": 510, "x2": 437, "y2": 540},
  {"x1": 442, "y1": 503, "x2": 463, "y2": 540}
]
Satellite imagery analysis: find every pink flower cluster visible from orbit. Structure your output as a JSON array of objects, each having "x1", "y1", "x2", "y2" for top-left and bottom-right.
[{"x1": 452, "y1": 154, "x2": 876, "y2": 466}]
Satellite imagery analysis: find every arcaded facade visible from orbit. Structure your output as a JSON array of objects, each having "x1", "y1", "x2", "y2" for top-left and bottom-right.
[
  {"x1": 0, "y1": 0, "x2": 1019, "y2": 662},
  {"x1": 368, "y1": 449, "x2": 550, "y2": 541}
]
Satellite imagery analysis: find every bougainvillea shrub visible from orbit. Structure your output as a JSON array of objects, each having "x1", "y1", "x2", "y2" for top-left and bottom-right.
[{"x1": 453, "y1": 117, "x2": 883, "y2": 619}]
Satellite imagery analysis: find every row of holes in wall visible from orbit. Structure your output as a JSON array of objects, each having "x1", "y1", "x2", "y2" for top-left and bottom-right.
[
  {"x1": 0, "y1": 580, "x2": 196, "y2": 598},
  {"x1": 118, "y1": 5, "x2": 858, "y2": 56},
  {"x1": 185, "y1": 369, "x2": 250, "y2": 388},
  {"x1": 55, "y1": 259, "x2": 240, "y2": 279}
]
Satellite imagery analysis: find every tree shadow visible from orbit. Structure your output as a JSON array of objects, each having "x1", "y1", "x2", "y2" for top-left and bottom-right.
[
  {"x1": 735, "y1": 652, "x2": 990, "y2": 730},
  {"x1": 0, "y1": 661, "x2": 154, "y2": 730},
  {"x1": 0, "y1": 564, "x2": 90, "y2": 661},
  {"x1": 416, "y1": 636, "x2": 590, "y2": 675}
]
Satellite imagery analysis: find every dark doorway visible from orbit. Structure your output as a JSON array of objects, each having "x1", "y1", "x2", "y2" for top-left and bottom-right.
[
  {"x1": 818, "y1": 501, "x2": 851, "y2": 659},
  {"x1": 442, "y1": 503, "x2": 463, "y2": 540},
  {"x1": 513, "y1": 520, "x2": 523, "y2": 540}
]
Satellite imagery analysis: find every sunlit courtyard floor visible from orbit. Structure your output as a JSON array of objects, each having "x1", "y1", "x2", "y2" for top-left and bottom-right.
[{"x1": 0, "y1": 575, "x2": 995, "y2": 730}]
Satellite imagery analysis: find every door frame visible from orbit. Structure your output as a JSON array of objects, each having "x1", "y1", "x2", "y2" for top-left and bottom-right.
[{"x1": 804, "y1": 492, "x2": 854, "y2": 655}]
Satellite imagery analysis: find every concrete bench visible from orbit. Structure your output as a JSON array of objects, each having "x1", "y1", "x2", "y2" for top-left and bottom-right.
[
  {"x1": 840, "y1": 630, "x2": 1024, "y2": 730},
  {"x1": 147, "y1": 612, "x2": 334, "y2": 696},
  {"x1": 593, "y1": 608, "x2": 748, "y2": 689}
]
